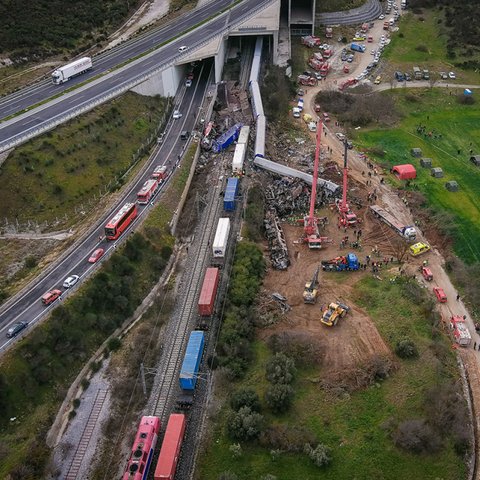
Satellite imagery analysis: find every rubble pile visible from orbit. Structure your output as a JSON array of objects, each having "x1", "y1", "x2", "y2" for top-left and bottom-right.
[{"x1": 264, "y1": 209, "x2": 290, "y2": 270}]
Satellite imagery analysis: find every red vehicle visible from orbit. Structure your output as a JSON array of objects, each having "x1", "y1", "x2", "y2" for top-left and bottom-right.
[
  {"x1": 367, "y1": 35, "x2": 374, "y2": 43},
  {"x1": 198, "y1": 267, "x2": 220, "y2": 316},
  {"x1": 123, "y1": 416, "x2": 160, "y2": 480},
  {"x1": 322, "y1": 112, "x2": 331, "y2": 122},
  {"x1": 154, "y1": 414, "x2": 186, "y2": 480},
  {"x1": 105, "y1": 203, "x2": 138, "y2": 240},
  {"x1": 314, "y1": 104, "x2": 321, "y2": 112},
  {"x1": 41, "y1": 289, "x2": 62, "y2": 305},
  {"x1": 420, "y1": 266, "x2": 433, "y2": 281},
  {"x1": 137, "y1": 178, "x2": 159, "y2": 204},
  {"x1": 433, "y1": 287, "x2": 447, "y2": 303},
  {"x1": 343, "y1": 65, "x2": 350, "y2": 74},
  {"x1": 88, "y1": 248, "x2": 104, "y2": 263},
  {"x1": 152, "y1": 165, "x2": 169, "y2": 181}
]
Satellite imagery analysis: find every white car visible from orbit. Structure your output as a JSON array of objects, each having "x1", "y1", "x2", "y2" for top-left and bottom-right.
[
  {"x1": 173, "y1": 110, "x2": 182, "y2": 119},
  {"x1": 439, "y1": 71, "x2": 448, "y2": 80},
  {"x1": 185, "y1": 79, "x2": 192, "y2": 87},
  {"x1": 336, "y1": 132, "x2": 346, "y2": 141},
  {"x1": 178, "y1": 46, "x2": 188, "y2": 53},
  {"x1": 63, "y1": 275, "x2": 79, "y2": 289},
  {"x1": 379, "y1": 14, "x2": 385, "y2": 19},
  {"x1": 371, "y1": 49, "x2": 377, "y2": 55},
  {"x1": 448, "y1": 71, "x2": 456, "y2": 79}
]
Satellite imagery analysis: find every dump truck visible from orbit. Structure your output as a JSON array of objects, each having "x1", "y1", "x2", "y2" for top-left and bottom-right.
[
  {"x1": 450, "y1": 316, "x2": 472, "y2": 347},
  {"x1": 303, "y1": 266, "x2": 320, "y2": 304},
  {"x1": 52, "y1": 57, "x2": 92, "y2": 84},
  {"x1": 321, "y1": 253, "x2": 359, "y2": 272},
  {"x1": 369, "y1": 205, "x2": 417, "y2": 241},
  {"x1": 321, "y1": 302, "x2": 350, "y2": 327}
]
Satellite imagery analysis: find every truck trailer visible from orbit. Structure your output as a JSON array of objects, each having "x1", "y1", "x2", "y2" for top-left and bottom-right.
[
  {"x1": 322, "y1": 253, "x2": 359, "y2": 271},
  {"x1": 52, "y1": 57, "x2": 92, "y2": 84},
  {"x1": 369, "y1": 205, "x2": 417, "y2": 241},
  {"x1": 179, "y1": 331, "x2": 205, "y2": 390},
  {"x1": 232, "y1": 143, "x2": 246, "y2": 173},
  {"x1": 213, "y1": 218, "x2": 231, "y2": 258},
  {"x1": 237, "y1": 125, "x2": 250, "y2": 145},
  {"x1": 198, "y1": 268, "x2": 220, "y2": 316},
  {"x1": 224, "y1": 177, "x2": 239, "y2": 211}
]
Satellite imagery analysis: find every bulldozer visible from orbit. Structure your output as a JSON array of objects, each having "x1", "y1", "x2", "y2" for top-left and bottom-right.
[
  {"x1": 303, "y1": 266, "x2": 320, "y2": 304},
  {"x1": 321, "y1": 302, "x2": 350, "y2": 326}
]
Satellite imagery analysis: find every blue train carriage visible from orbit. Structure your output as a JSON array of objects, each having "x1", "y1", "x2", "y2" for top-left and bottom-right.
[
  {"x1": 179, "y1": 331, "x2": 205, "y2": 391},
  {"x1": 224, "y1": 178, "x2": 240, "y2": 212}
]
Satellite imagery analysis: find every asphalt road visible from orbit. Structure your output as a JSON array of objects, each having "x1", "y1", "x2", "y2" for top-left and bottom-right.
[
  {"x1": 0, "y1": 61, "x2": 213, "y2": 352},
  {"x1": 0, "y1": 0, "x2": 274, "y2": 152}
]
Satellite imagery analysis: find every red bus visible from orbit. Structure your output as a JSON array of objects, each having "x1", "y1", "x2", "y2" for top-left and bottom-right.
[
  {"x1": 105, "y1": 202, "x2": 138, "y2": 240},
  {"x1": 154, "y1": 413, "x2": 186, "y2": 480},
  {"x1": 123, "y1": 416, "x2": 160, "y2": 480},
  {"x1": 137, "y1": 178, "x2": 159, "y2": 204}
]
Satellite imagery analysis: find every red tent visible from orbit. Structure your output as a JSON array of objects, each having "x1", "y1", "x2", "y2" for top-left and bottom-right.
[{"x1": 392, "y1": 164, "x2": 416, "y2": 180}]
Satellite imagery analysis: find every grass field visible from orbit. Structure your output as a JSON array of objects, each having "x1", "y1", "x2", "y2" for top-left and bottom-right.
[
  {"x1": 355, "y1": 88, "x2": 480, "y2": 262},
  {"x1": 198, "y1": 277, "x2": 465, "y2": 480},
  {"x1": 385, "y1": 11, "x2": 480, "y2": 84},
  {"x1": 0, "y1": 92, "x2": 168, "y2": 231}
]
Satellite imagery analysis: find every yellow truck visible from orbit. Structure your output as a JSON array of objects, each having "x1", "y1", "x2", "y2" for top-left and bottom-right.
[{"x1": 321, "y1": 302, "x2": 349, "y2": 326}]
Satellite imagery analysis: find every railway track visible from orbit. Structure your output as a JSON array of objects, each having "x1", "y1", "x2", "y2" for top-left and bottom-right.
[
  {"x1": 150, "y1": 178, "x2": 222, "y2": 422},
  {"x1": 65, "y1": 389, "x2": 108, "y2": 480}
]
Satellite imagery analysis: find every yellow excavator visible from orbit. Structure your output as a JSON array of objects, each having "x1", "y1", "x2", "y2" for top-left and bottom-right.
[{"x1": 303, "y1": 266, "x2": 320, "y2": 304}]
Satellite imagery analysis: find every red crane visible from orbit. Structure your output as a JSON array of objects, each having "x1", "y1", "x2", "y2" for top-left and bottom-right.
[
  {"x1": 304, "y1": 121, "x2": 329, "y2": 249},
  {"x1": 337, "y1": 140, "x2": 357, "y2": 227}
]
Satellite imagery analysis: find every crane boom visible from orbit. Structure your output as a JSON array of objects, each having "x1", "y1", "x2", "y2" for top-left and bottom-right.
[{"x1": 305, "y1": 120, "x2": 322, "y2": 235}]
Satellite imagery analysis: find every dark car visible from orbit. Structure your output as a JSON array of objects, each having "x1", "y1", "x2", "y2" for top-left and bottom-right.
[
  {"x1": 6, "y1": 321, "x2": 28, "y2": 338},
  {"x1": 395, "y1": 71, "x2": 404, "y2": 81}
]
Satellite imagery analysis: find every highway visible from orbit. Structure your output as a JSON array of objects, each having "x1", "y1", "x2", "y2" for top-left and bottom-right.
[
  {"x1": 0, "y1": 61, "x2": 213, "y2": 352},
  {"x1": 0, "y1": 0, "x2": 274, "y2": 153}
]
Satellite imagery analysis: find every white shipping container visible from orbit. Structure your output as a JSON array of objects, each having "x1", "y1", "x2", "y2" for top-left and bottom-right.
[
  {"x1": 237, "y1": 126, "x2": 250, "y2": 145},
  {"x1": 232, "y1": 143, "x2": 246, "y2": 173},
  {"x1": 213, "y1": 218, "x2": 231, "y2": 258}
]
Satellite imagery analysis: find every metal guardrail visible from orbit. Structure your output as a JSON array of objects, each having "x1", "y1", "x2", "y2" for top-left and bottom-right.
[{"x1": 0, "y1": 0, "x2": 277, "y2": 154}]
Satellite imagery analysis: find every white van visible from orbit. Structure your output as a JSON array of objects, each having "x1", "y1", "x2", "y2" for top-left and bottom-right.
[
  {"x1": 292, "y1": 107, "x2": 301, "y2": 118},
  {"x1": 297, "y1": 99, "x2": 304, "y2": 111},
  {"x1": 389, "y1": 18, "x2": 395, "y2": 26}
]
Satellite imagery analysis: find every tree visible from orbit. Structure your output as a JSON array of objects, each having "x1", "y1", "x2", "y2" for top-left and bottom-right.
[
  {"x1": 227, "y1": 407, "x2": 264, "y2": 440},
  {"x1": 229, "y1": 443, "x2": 242, "y2": 458},
  {"x1": 265, "y1": 353, "x2": 296, "y2": 384},
  {"x1": 304, "y1": 443, "x2": 332, "y2": 468},
  {"x1": 395, "y1": 338, "x2": 419, "y2": 359},
  {"x1": 230, "y1": 388, "x2": 261, "y2": 412},
  {"x1": 265, "y1": 384, "x2": 294, "y2": 413}
]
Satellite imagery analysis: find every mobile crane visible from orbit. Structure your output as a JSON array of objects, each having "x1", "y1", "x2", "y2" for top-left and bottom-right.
[
  {"x1": 304, "y1": 121, "x2": 330, "y2": 249},
  {"x1": 303, "y1": 266, "x2": 320, "y2": 304},
  {"x1": 337, "y1": 141, "x2": 357, "y2": 227}
]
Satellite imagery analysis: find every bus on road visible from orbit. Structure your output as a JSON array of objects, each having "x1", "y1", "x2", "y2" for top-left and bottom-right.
[
  {"x1": 105, "y1": 203, "x2": 138, "y2": 240},
  {"x1": 137, "y1": 178, "x2": 159, "y2": 204}
]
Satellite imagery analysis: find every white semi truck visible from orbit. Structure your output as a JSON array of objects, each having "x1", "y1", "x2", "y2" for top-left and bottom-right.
[
  {"x1": 370, "y1": 205, "x2": 417, "y2": 241},
  {"x1": 52, "y1": 57, "x2": 92, "y2": 84}
]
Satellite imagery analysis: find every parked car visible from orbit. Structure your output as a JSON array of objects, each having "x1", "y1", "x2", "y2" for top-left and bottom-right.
[
  {"x1": 41, "y1": 289, "x2": 62, "y2": 305},
  {"x1": 409, "y1": 242, "x2": 430, "y2": 256},
  {"x1": 322, "y1": 112, "x2": 331, "y2": 122},
  {"x1": 374, "y1": 75, "x2": 382, "y2": 84},
  {"x1": 336, "y1": 132, "x2": 346, "y2": 141},
  {"x1": 63, "y1": 275, "x2": 80, "y2": 289},
  {"x1": 88, "y1": 248, "x2": 104, "y2": 263},
  {"x1": 439, "y1": 71, "x2": 448, "y2": 80},
  {"x1": 404, "y1": 72, "x2": 411, "y2": 81},
  {"x1": 314, "y1": 104, "x2": 321, "y2": 112},
  {"x1": 395, "y1": 71, "x2": 404, "y2": 81},
  {"x1": 448, "y1": 71, "x2": 456, "y2": 79},
  {"x1": 297, "y1": 89, "x2": 304, "y2": 96},
  {"x1": 173, "y1": 110, "x2": 182, "y2": 119},
  {"x1": 6, "y1": 322, "x2": 28, "y2": 338},
  {"x1": 433, "y1": 287, "x2": 447, "y2": 303},
  {"x1": 379, "y1": 14, "x2": 385, "y2": 19}
]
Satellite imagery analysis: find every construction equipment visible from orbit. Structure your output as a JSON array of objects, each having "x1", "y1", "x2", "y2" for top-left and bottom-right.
[
  {"x1": 321, "y1": 302, "x2": 350, "y2": 327},
  {"x1": 303, "y1": 121, "x2": 330, "y2": 249},
  {"x1": 337, "y1": 141, "x2": 357, "y2": 227},
  {"x1": 321, "y1": 253, "x2": 359, "y2": 272},
  {"x1": 303, "y1": 266, "x2": 320, "y2": 304}
]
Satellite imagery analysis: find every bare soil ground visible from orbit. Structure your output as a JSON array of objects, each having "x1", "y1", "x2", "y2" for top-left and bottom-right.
[{"x1": 261, "y1": 221, "x2": 392, "y2": 373}]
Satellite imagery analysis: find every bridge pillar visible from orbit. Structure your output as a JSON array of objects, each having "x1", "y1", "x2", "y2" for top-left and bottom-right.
[
  {"x1": 214, "y1": 37, "x2": 227, "y2": 83},
  {"x1": 131, "y1": 65, "x2": 183, "y2": 97}
]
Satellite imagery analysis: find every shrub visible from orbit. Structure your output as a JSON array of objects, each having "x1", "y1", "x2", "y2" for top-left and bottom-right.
[
  {"x1": 260, "y1": 424, "x2": 316, "y2": 452},
  {"x1": 457, "y1": 94, "x2": 475, "y2": 105},
  {"x1": 229, "y1": 443, "x2": 242, "y2": 458},
  {"x1": 81, "y1": 378, "x2": 90, "y2": 390},
  {"x1": 218, "y1": 473, "x2": 238, "y2": 480},
  {"x1": 415, "y1": 44, "x2": 428, "y2": 52},
  {"x1": 304, "y1": 443, "x2": 332, "y2": 468},
  {"x1": 267, "y1": 332, "x2": 323, "y2": 366},
  {"x1": 230, "y1": 388, "x2": 261, "y2": 412},
  {"x1": 107, "y1": 337, "x2": 122, "y2": 352},
  {"x1": 72, "y1": 398, "x2": 81, "y2": 409},
  {"x1": 265, "y1": 384, "x2": 294, "y2": 413},
  {"x1": 227, "y1": 406, "x2": 264, "y2": 441},
  {"x1": 265, "y1": 353, "x2": 296, "y2": 384},
  {"x1": 392, "y1": 419, "x2": 442, "y2": 453},
  {"x1": 395, "y1": 338, "x2": 419, "y2": 359},
  {"x1": 24, "y1": 256, "x2": 38, "y2": 269}
]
